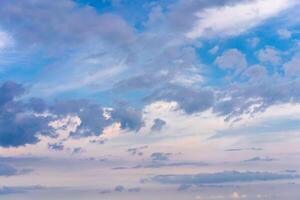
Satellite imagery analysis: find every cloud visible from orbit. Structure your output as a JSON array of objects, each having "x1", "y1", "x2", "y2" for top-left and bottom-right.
[
  {"x1": 215, "y1": 49, "x2": 247, "y2": 72},
  {"x1": 114, "y1": 162, "x2": 208, "y2": 170},
  {"x1": 0, "y1": 0, "x2": 135, "y2": 50},
  {"x1": 48, "y1": 142, "x2": 64, "y2": 151},
  {"x1": 0, "y1": 163, "x2": 32, "y2": 177},
  {"x1": 257, "y1": 46, "x2": 282, "y2": 65},
  {"x1": 150, "y1": 171, "x2": 299, "y2": 185},
  {"x1": 0, "y1": 29, "x2": 13, "y2": 50},
  {"x1": 128, "y1": 187, "x2": 141, "y2": 193},
  {"x1": 186, "y1": 0, "x2": 297, "y2": 38},
  {"x1": 0, "y1": 81, "x2": 147, "y2": 148},
  {"x1": 284, "y1": 53, "x2": 300, "y2": 77},
  {"x1": 114, "y1": 185, "x2": 125, "y2": 192},
  {"x1": 0, "y1": 186, "x2": 45, "y2": 195},
  {"x1": 247, "y1": 37, "x2": 260, "y2": 48},
  {"x1": 146, "y1": 85, "x2": 214, "y2": 114},
  {"x1": 110, "y1": 107, "x2": 144, "y2": 131},
  {"x1": 244, "y1": 157, "x2": 275, "y2": 162},
  {"x1": 0, "y1": 81, "x2": 54, "y2": 147},
  {"x1": 127, "y1": 146, "x2": 148, "y2": 156},
  {"x1": 151, "y1": 152, "x2": 172, "y2": 161},
  {"x1": 177, "y1": 184, "x2": 192, "y2": 191},
  {"x1": 242, "y1": 65, "x2": 267, "y2": 81},
  {"x1": 277, "y1": 29, "x2": 292, "y2": 39},
  {"x1": 151, "y1": 118, "x2": 166, "y2": 132}
]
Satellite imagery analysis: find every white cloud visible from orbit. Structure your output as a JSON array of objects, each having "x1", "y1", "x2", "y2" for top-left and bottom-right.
[
  {"x1": 186, "y1": 0, "x2": 297, "y2": 39},
  {"x1": 284, "y1": 53, "x2": 300, "y2": 76},
  {"x1": 257, "y1": 46, "x2": 282, "y2": 65},
  {"x1": 247, "y1": 37, "x2": 260, "y2": 48},
  {"x1": 0, "y1": 30, "x2": 13, "y2": 50},
  {"x1": 215, "y1": 49, "x2": 247, "y2": 70},
  {"x1": 277, "y1": 29, "x2": 292, "y2": 39},
  {"x1": 209, "y1": 45, "x2": 219, "y2": 55}
]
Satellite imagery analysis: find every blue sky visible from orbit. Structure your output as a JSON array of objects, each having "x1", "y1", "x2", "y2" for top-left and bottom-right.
[{"x1": 1, "y1": 0, "x2": 300, "y2": 199}]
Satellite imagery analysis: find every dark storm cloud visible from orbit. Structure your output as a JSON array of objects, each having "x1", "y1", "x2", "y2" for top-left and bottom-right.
[{"x1": 150, "y1": 171, "x2": 300, "y2": 185}]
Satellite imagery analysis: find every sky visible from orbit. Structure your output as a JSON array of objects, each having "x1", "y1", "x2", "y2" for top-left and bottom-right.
[{"x1": 1, "y1": 0, "x2": 300, "y2": 199}]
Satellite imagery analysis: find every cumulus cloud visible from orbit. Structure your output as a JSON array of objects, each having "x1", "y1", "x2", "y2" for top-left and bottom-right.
[
  {"x1": 257, "y1": 46, "x2": 282, "y2": 65},
  {"x1": 284, "y1": 53, "x2": 300, "y2": 76},
  {"x1": 215, "y1": 49, "x2": 247, "y2": 71}
]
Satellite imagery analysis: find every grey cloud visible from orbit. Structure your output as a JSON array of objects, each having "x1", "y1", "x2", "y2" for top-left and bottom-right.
[
  {"x1": 51, "y1": 100, "x2": 108, "y2": 137},
  {"x1": 215, "y1": 49, "x2": 247, "y2": 71},
  {"x1": 0, "y1": 186, "x2": 45, "y2": 195},
  {"x1": 114, "y1": 185, "x2": 125, "y2": 192},
  {"x1": 72, "y1": 147, "x2": 85, "y2": 154},
  {"x1": 146, "y1": 85, "x2": 214, "y2": 114},
  {"x1": 110, "y1": 107, "x2": 144, "y2": 131},
  {"x1": 177, "y1": 184, "x2": 192, "y2": 191},
  {"x1": 0, "y1": 82, "x2": 25, "y2": 107},
  {"x1": 48, "y1": 142, "x2": 64, "y2": 151},
  {"x1": 0, "y1": 81, "x2": 54, "y2": 147},
  {"x1": 244, "y1": 157, "x2": 275, "y2": 162},
  {"x1": 242, "y1": 65, "x2": 267, "y2": 81},
  {"x1": 98, "y1": 189, "x2": 111, "y2": 194},
  {"x1": 0, "y1": 81, "x2": 146, "y2": 148},
  {"x1": 128, "y1": 187, "x2": 141, "y2": 193},
  {"x1": 151, "y1": 152, "x2": 171, "y2": 161},
  {"x1": 151, "y1": 118, "x2": 166, "y2": 132},
  {"x1": 114, "y1": 161, "x2": 208, "y2": 170},
  {"x1": 127, "y1": 145, "x2": 148, "y2": 156},
  {"x1": 0, "y1": 163, "x2": 32, "y2": 177},
  {"x1": 284, "y1": 53, "x2": 300, "y2": 77},
  {"x1": 225, "y1": 147, "x2": 263, "y2": 152},
  {"x1": 166, "y1": 0, "x2": 249, "y2": 32},
  {"x1": 150, "y1": 171, "x2": 300, "y2": 185},
  {"x1": 0, "y1": 0, "x2": 135, "y2": 50},
  {"x1": 257, "y1": 46, "x2": 282, "y2": 65}
]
